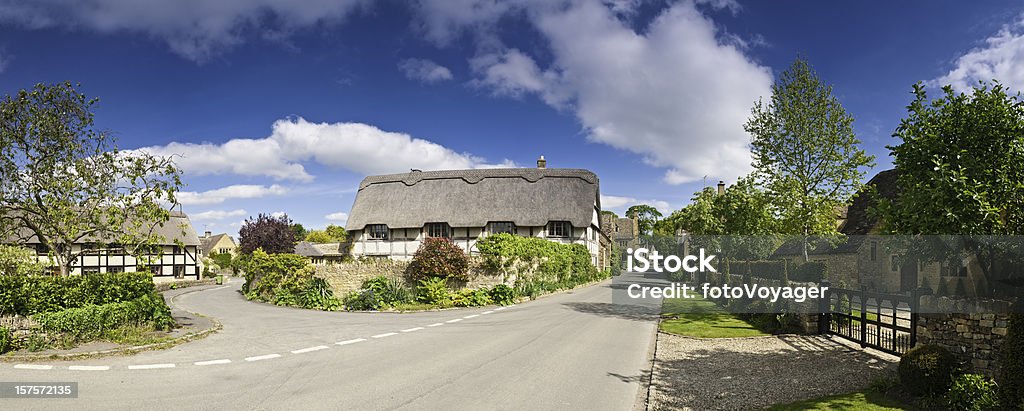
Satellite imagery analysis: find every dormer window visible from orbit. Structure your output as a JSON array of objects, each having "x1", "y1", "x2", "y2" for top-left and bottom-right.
[
  {"x1": 488, "y1": 222, "x2": 516, "y2": 235},
  {"x1": 426, "y1": 223, "x2": 451, "y2": 238},
  {"x1": 547, "y1": 221, "x2": 571, "y2": 238},
  {"x1": 367, "y1": 224, "x2": 389, "y2": 240}
]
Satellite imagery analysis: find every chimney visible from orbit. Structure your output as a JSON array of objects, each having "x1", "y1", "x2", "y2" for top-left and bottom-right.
[
  {"x1": 717, "y1": 181, "x2": 725, "y2": 195},
  {"x1": 537, "y1": 155, "x2": 547, "y2": 169},
  {"x1": 204, "y1": 231, "x2": 212, "y2": 238}
]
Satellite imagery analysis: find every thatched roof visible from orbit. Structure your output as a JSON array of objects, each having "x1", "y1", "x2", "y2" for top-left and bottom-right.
[
  {"x1": 346, "y1": 168, "x2": 601, "y2": 230},
  {"x1": 5, "y1": 210, "x2": 201, "y2": 246}
]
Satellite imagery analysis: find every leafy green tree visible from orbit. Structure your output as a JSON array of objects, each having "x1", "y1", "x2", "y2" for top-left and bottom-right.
[
  {"x1": 625, "y1": 204, "x2": 662, "y2": 237},
  {"x1": 674, "y1": 177, "x2": 777, "y2": 259},
  {"x1": 600, "y1": 210, "x2": 618, "y2": 219},
  {"x1": 304, "y1": 230, "x2": 332, "y2": 243},
  {"x1": 877, "y1": 82, "x2": 1024, "y2": 289},
  {"x1": 290, "y1": 223, "x2": 307, "y2": 243},
  {"x1": 0, "y1": 82, "x2": 182, "y2": 275},
  {"x1": 0, "y1": 245, "x2": 45, "y2": 276},
  {"x1": 745, "y1": 57, "x2": 874, "y2": 260},
  {"x1": 304, "y1": 224, "x2": 348, "y2": 243}
]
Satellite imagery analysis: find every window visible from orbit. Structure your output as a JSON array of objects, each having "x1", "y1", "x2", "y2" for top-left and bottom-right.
[
  {"x1": 547, "y1": 221, "x2": 571, "y2": 238},
  {"x1": 618, "y1": 240, "x2": 629, "y2": 248},
  {"x1": 172, "y1": 245, "x2": 181, "y2": 254},
  {"x1": 890, "y1": 256, "x2": 899, "y2": 272},
  {"x1": 173, "y1": 265, "x2": 185, "y2": 278},
  {"x1": 488, "y1": 222, "x2": 516, "y2": 235},
  {"x1": 367, "y1": 224, "x2": 389, "y2": 240},
  {"x1": 870, "y1": 241, "x2": 877, "y2": 261},
  {"x1": 941, "y1": 260, "x2": 968, "y2": 277},
  {"x1": 150, "y1": 265, "x2": 163, "y2": 276},
  {"x1": 108, "y1": 266, "x2": 124, "y2": 274},
  {"x1": 426, "y1": 223, "x2": 451, "y2": 238},
  {"x1": 83, "y1": 268, "x2": 100, "y2": 275}
]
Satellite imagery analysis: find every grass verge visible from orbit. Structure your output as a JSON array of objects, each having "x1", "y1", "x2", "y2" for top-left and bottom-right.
[{"x1": 660, "y1": 296, "x2": 769, "y2": 338}]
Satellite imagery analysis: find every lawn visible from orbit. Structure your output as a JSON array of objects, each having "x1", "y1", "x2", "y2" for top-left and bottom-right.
[
  {"x1": 766, "y1": 390, "x2": 913, "y2": 410},
  {"x1": 660, "y1": 296, "x2": 769, "y2": 338}
]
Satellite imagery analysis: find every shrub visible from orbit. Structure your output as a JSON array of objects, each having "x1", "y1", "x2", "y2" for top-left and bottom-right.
[
  {"x1": 0, "y1": 245, "x2": 45, "y2": 276},
  {"x1": 946, "y1": 373, "x2": 1000, "y2": 411},
  {"x1": 898, "y1": 344, "x2": 961, "y2": 396},
  {"x1": 408, "y1": 238, "x2": 469, "y2": 282},
  {"x1": 343, "y1": 290, "x2": 382, "y2": 311},
  {"x1": 299, "y1": 277, "x2": 342, "y2": 311},
  {"x1": 0, "y1": 326, "x2": 11, "y2": 353},
  {"x1": 32, "y1": 292, "x2": 175, "y2": 342},
  {"x1": 0, "y1": 272, "x2": 155, "y2": 317},
  {"x1": 242, "y1": 249, "x2": 313, "y2": 300},
  {"x1": 452, "y1": 288, "x2": 492, "y2": 307},
  {"x1": 489, "y1": 284, "x2": 517, "y2": 306},
  {"x1": 477, "y1": 233, "x2": 605, "y2": 297},
  {"x1": 417, "y1": 277, "x2": 452, "y2": 307},
  {"x1": 1000, "y1": 304, "x2": 1024, "y2": 408},
  {"x1": 341, "y1": 276, "x2": 409, "y2": 311},
  {"x1": 790, "y1": 262, "x2": 827, "y2": 282}
]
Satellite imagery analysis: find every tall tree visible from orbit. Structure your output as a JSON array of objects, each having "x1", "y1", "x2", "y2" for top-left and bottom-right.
[
  {"x1": 625, "y1": 204, "x2": 663, "y2": 237},
  {"x1": 0, "y1": 82, "x2": 182, "y2": 275},
  {"x1": 745, "y1": 57, "x2": 874, "y2": 260},
  {"x1": 289, "y1": 223, "x2": 307, "y2": 243},
  {"x1": 877, "y1": 82, "x2": 1024, "y2": 290},
  {"x1": 675, "y1": 177, "x2": 777, "y2": 259},
  {"x1": 239, "y1": 213, "x2": 296, "y2": 254}
]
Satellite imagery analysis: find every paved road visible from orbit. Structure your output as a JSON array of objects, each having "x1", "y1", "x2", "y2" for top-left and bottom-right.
[{"x1": 1, "y1": 272, "x2": 664, "y2": 410}]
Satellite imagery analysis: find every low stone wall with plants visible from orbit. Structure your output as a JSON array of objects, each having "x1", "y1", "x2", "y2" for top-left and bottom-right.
[
  {"x1": 314, "y1": 258, "x2": 507, "y2": 296},
  {"x1": 916, "y1": 296, "x2": 1014, "y2": 376}
]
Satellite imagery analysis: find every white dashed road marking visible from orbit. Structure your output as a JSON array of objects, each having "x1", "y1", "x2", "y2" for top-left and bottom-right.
[
  {"x1": 463, "y1": 314, "x2": 479, "y2": 319},
  {"x1": 427, "y1": 323, "x2": 444, "y2": 327},
  {"x1": 482, "y1": 311, "x2": 494, "y2": 315},
  {"x1": 14, "y1": 364, "x2": 53, "y2": 370},
  {"x1": 371, "y1": 332, "x2": 397, "y2": 339},
  {"x1": 245, "y1": 354, "x2": 281, "y2": 362},
  {"x1": 336, "y1": 338, "x2": 366, "y2": 346},
  {"x1": 291, "y1": 345, "x2": 329, "y2": 354},
  {"x1": 128, "y1": 363, "x2": 176, "y2": 370},
  {"x1": 194, "y1": 359, "x2": 231, "y2": 366},
  {"x1": 69, "y1": 365, "x2": 109, "y2": 371},
  {"x1": 445, "y1": 318, "x2": 463, "y2": 323},
  {"x1": 401, "y1": 327, "x2": 424, "y2": 333}
]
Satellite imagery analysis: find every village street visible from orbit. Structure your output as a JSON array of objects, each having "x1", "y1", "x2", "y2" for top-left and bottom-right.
[{"x1": 0, "y1": 272, "x2": 666, "y2": 410}]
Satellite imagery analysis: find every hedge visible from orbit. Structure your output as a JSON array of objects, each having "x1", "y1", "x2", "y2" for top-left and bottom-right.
[
  {"x1": 476, "y1": 233, "x2": 607, "y2": 297},
  {"x1": 727, "y1": 260, "x2": 786, "y2": 281},
  {"x1": 31, "y1": 292, "x2": 175, "y2": 342},
  {"x1": 0, "y1": 272, "x2": 155, "y2": 317},
  {"x1": 789, "y1": 262, "x2": 827, "y2": 282}
]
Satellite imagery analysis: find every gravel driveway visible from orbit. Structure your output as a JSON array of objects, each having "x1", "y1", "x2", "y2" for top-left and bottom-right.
[{"x1": 648, "y1": 333, "x2": 897, "y2": 410}]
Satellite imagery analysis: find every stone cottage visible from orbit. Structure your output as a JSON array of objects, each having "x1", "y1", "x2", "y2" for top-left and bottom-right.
[{"x1": 345, "y1": 157, "x2": 612, "y2": 268}]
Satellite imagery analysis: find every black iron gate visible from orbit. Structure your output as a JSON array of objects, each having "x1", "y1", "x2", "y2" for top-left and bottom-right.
[{"x1": 820, "y1": 284, "x2": 919, "y2": 356}]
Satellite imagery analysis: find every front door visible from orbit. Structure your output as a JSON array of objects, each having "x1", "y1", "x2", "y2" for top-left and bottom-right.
[{"x1": 900, "y1": 260, "x2": 918, "y2": 292}]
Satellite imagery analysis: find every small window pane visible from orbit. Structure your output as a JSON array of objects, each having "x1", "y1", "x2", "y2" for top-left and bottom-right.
[
  {"x1": 548, "y1": 221, "x2": 571, "y2": 238},
  {"x1": 426, "y1": 223, "x2": 451, "y2": 238},
  {"x1": 367, "y1": 224, "x2": 389, "y2": 240},
  {"x1": 489, "y1": 222, "x2": 516, "y2": 235}
]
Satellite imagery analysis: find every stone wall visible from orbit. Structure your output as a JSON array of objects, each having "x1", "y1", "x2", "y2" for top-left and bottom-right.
[
  {"x1": 314, "y1": 257, "x2": 511, "y2": 296},
  {"x1": 915, "y1": 296, "x2": 1014, "y2": 376}
]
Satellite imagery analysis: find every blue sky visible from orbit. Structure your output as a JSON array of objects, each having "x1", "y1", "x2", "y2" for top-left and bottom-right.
[{"x1": 1, "y1": 1, "x2": 1022, "y2": 235}]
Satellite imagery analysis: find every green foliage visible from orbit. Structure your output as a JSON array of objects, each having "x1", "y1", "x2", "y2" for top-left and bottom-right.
[
  {"x1": 488, "y1": 284, "x2": 517, "y2": 306},
  {"x1": 0, "y1": 272, "x2": 155, "y2": 316},
  {"x1": 304, "y1": 230, "x2": 332, "y2": 244},
  {"x1": 416, "y1": 277, "x2": 452, "y2": 308},
  {"x1": 946, "y1": 373, "x2": 1000, "y2": 411},
  {"x1": 32, "y1": 292, "x2": 175, "y2": 343},
  {"x1": 600, "y1": 210, "x2": 618, "y2": 219},
  {"x1": 409, "y1": 238, "x2": 469, "y2": 282},
  {"x1": 727, "y1": 260, "x2": 788, "y2": 281},
  {"x1": 209, "y1": 252, "x2": 233, "y2": 272},
  {"x1": 0, "y1": 82, "x2": 182, "y2": 276},
  {"x1": 898, "y1": 344, "x2": 961, "y2": 396},
  {"x1": 452, "y1": 288, "x2": 493, "y2": 307},
  {"x1": 477, "y1": 233, "x2": 607, "y2": 298},
  {"x1": 242, "y1": 249, "x2": 341, "y2": 310},
  {"x1": 0, "y1": 326, "x2": 11, "y2": 354},
  {"x1": 672, "y1": 178, "x2": 778, "y2": 259},
  {"x1": 790, "y1": 261, "x2": 827, "y2": 282},
  {"x1": 745, "y1": 58, "x2": 874, "y2": 258},
  {"x1": 1000, "y1": 307, "x2": 1024, "y2": 408},
  {"x1": 0, "y1": 245, "x2": 45, "y2": 276},
  {"x1": 304, "y1": 224, "x2": 348, "y2": 244},
  {"x1": 625, "y1": 204, "x2": 663, "y2": 237},
  {"x1": 290, "y1": 223, "x2": 308, "y2": 242}
]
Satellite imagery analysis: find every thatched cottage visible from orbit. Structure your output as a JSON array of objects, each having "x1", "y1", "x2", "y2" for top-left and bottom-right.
[{"x1": 345, "y1": 158, "x2": 612, "y2": 268}]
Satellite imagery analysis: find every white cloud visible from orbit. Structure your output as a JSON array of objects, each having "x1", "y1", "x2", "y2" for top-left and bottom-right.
[
  {"x1": 325, "y1": 211, "x2": 349, "y2": 225},
  {"x1": 176, "y1": 184, "x2": 288, "y2": 205},
  {"x1": 270, "y1": 211, "x2": 287, "y2": 218},
  {"x1": 137, "y1": 117, "x2": 515, "y2": 181},
  {"x1": 191, "y1": 209, "x2": 247, "y2": 221},
  {"x1": 0, "y1": 0, "x2": 368, "y2": 62},
  {"x1": 600, "y1": 195, "x2": 672, "y2": 215},
  {"x1": 398, "y1": 58, "x2": 454, "y2": 83},
  {"x1": 421, "y1": 0, "x2": 773, "y2": 184},
  {"x1": 934, "y1": 15, "x2": 1024, "y2": 92}
]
